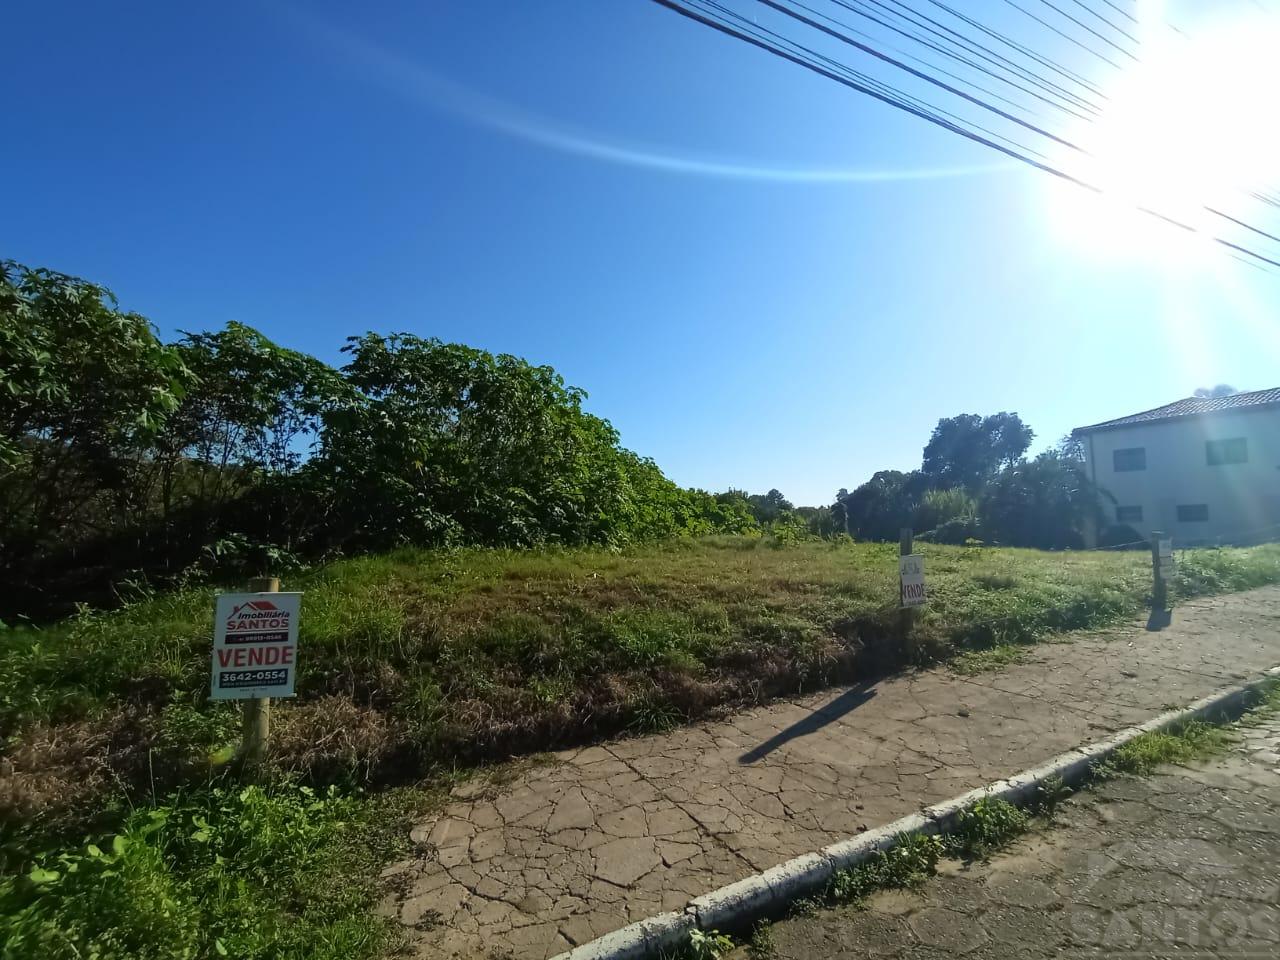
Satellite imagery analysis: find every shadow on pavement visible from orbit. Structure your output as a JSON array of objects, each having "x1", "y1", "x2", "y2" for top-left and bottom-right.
[{"x1": 738, "y1": 683, "x2": 878, "y2": 764}]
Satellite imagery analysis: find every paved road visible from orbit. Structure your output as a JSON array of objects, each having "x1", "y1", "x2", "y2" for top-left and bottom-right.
[
  {"x1": 384, "y1": 586, "x2": 1280, "y2": 958},
  {"x1": 758, "y1": 712, "x2": 1280, "y2": 959}
]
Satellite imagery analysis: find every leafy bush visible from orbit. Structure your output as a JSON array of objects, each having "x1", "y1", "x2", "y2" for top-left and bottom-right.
[
  {"x1": 1, "y1": 262, "x2": 762, "y2": 620},
  {"x1": 945, "y1": 797, "x2": 1028, "y2": 858},
  {"x1": 0, "y1": 784, "x2": 402, "y2": 960},
  {"x1": 1176, "y1": 547, "x2": 1280, "y2": 597},
  {"x1": 918, "y1": 516, "x2": 985, "y2": 545},
  {"x1": 913, "y1": 488, "x2": 977, "y2": 533},
  {"x1": 687, "y1": 928, "x2": 735, "y2": 960},
  {"x1": 979, "y1": 450, "x2": 1098, "y2": 549}
]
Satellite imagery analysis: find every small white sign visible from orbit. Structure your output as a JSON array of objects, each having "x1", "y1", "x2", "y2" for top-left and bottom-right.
[
  {"x1": 900, "y1": 555, "x2": 927, "y2": 608},
  {"x1": 1157, "y1": 538, "x2": 1175, "y2": 581},
  {"x1": 210, "y1": 592, "x2": 301, "y2": 700}
]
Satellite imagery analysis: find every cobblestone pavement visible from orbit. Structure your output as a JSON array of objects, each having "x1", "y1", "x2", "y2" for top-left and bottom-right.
[
  {"x1": 760, "y1": 712, "x2": 1280, "y2": 959},
  {"x1": 384, "y1": 586, "x2": 1280, "y2": 958}
]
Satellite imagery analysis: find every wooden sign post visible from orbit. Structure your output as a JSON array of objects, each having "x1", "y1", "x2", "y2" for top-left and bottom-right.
[
  {"x1": 1151, "y1": 534, "x2": 1173, "y2": 611},
  {"x1": 209, "y1": 576, "x2": 300, "y2": 765},
  {"x1": 899, "y1": 528, "x2": 926, "y2": 660},
  {"x1": 241, "y1": 576, "x2": 277, "y2": 763}
]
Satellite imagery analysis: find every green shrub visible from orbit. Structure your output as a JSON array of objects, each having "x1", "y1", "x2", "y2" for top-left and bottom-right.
[
  {"x1": 827, "y1": 833, "x2": 943, "y2": 902},
  {"x1": 0, "y1": 784, "x2": 402, "y2": 960},
  {"x1": 946, "y1": 797, "x2": 1028, "y2": 858},
  {"x1": 913, "y1": 488, "x2": 977, "y2": 533},
  {"x1": 1176, "y1": 547, "x2": 1280, "y2": 597},
  {"x1": 1099, "y1": 721, "x2": 1226, "y2": 777},
  {"x1": 918, "y1": 516, "x2": 985, "y2": 545}
]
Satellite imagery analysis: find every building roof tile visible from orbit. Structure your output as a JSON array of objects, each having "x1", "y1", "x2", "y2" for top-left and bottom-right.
[{"x1": 1074, "y1": 387, "x2": 1280, "y2": 434}]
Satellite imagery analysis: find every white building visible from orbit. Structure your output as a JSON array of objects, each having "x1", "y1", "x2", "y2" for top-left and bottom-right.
[{"x1": 1073, "y1": 388, "x2": 1280, "y2": 546}]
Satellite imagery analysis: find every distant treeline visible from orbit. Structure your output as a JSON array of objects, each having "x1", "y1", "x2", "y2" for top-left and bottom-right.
[
  {"x1": 1, "y1": 261, "x2": 1108, "y2": 621},
  {"x1": 1, "y1": 261, "x2": 764, "y2": 618},
  {"x1": 830, "y1": 413, "x2": 1110, "y2": 551}
]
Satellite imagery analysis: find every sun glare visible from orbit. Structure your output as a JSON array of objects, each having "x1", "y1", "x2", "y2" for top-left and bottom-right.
[{"x1": 1047, "y1": 8, "x2": 1280, "y2": 265}]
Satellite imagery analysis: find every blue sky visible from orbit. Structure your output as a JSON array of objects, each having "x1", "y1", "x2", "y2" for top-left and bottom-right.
[{"x1": 5, "y1": 1, "x2": 1277, "y2": 505}]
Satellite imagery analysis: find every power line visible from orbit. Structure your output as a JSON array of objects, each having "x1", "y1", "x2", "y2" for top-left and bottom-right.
[
  {"x1": 672, "y1": 0, "x2": 1280, "y2": 257},
  {"x1": 697, "y1": 0, "x2": 1280, "y2": 258},
  {"x1": 920, "y1": 0, "x2": 1108, "y2": 98},
  {"x1": 648, "y1": 0, "x2": 1280, "y2": 270},
  {"x1": 697, "y1": 0, "x2": 1057, "y2": 158},
  {"x1": 798, "y1": 0, "x2": 1072, "y2": 118},
  {"x1": 841, "y1": 0, "x2": 1104, "y2": 116},
  {"x1": 754, "y1": 0, "x2": 1088, "y2": 151},
  {"x1": 1031, "y1": 0, "x2": 1140, "y2": 60},
  {"x1": 1064, "y1": 0, "x2": 1141, "y2": 43},
  {"x1": 1093, "y1": 0, "x2": 1138, "y2": 25},
  {"x1": 1000, "y1": 0, "x2": 1126, "y2": 69}
]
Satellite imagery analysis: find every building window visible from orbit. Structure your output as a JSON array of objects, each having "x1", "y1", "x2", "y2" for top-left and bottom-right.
[
  {"x1": 1113, "y1": 447, "x2": 1146, "y2": 472},
  {"x1": 1206, "y1": 437, "x2": 1248, "y2": 466},
  {"x1": 1116, "y1": 505, "x2": 1143, "y2": 523},
  {"x1": 1177, "y1": 504, "x2": 1209, "y2": 523}
]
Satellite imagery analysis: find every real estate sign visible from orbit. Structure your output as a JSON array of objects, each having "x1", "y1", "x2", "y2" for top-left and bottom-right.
[
  {"x1": 900, "y1": 554, "x2": 927, "y2": 608},
  {"x1": 210, "y1": 592, "x2": 301, "y2": 699}
]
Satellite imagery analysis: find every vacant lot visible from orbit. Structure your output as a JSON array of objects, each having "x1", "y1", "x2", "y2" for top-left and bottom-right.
[
  {"x1": 5, "y1": 537, "x2": 1279, "y2": 821},
  {"x1": 3, "y1": 537, "x2": 1279, "y2": 959}
]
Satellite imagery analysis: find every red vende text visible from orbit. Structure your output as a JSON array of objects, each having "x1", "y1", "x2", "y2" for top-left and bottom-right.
[{"x1": 216, "y1": 646, "x2": 296, "y2": 668}]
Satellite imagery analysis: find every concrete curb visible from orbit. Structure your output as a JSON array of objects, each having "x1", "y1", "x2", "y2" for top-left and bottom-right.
[{"x1": 551, "y1": 666, "x2": 1280, "y2": 960}]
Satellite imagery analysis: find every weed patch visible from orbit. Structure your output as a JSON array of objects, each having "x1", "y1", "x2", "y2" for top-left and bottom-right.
[
  {"x1": 1095, "y1": 720, "x2": 1229, "y2": 778},
  {"x1": 686, "y1": 928, "x2": 735, "y2": 960},
  {"x1": 826, "y1": 833, "x2": 944, "y2": 903},
  {"x1": 949, "y1": 643, "x2": 1028, "y2": 675},
  {"x1": 0, "y1": 782, "x2": 421, "y2": 960},
  {"x1": 945, "y1": 797, "x2": 1029, "y2": 859}
]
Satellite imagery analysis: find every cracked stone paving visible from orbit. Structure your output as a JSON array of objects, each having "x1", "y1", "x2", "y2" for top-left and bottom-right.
[
  {"x1": 380, "y1": 585, "x2": 1280, "y2": 958},
  {"x1": 757, "y1": 711, "x2": 1280, "y2": 959}
]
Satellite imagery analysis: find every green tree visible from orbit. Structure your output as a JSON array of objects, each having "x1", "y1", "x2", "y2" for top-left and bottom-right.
[
  {"x1": 746, "y1": 488, "x2": 794, "y2": 524},
  {"x1": 979, "y1": 449, "x2": 1100, "y2": 549},
  {"x1": 152, "y1": 322, "x2": 346, "y2": 524},
  {"x1": 921, "y1": 412, "x2": 1034, "y2": 491},
  {"x1": 837, "y1": 470, "x2": 928, "y2": 542},
  {"x1": 913, "y1": 487, "x2": 977, "y2": 533},
  {"x1": 795, "y1": 504, "x2": 837, "y2": 538},
  {"x1": 0, "y1": 262, "x2": 189, "y2": 560},
  {"x1": 314, "y1": 333, "x2": 750, "y2": 549}
]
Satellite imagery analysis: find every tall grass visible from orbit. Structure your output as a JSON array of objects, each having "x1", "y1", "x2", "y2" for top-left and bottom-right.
[
  {"x1": 2, "y1": 539, "x2": 1278, "y2": 824},
  {"x1": 3, "y1": 538, "x2": 1278, "y2": 960}
]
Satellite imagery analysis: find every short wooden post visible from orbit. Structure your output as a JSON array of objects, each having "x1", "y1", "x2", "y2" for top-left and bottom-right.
[
  {"x1": 240, "y1": 575, "x2": 279, "y2": 763},
  {"x1": 1149, "y1": 532, "x2": 1167, "y2": 612},
  {"x1": 899, "y1": 527, "x2": 917, "y2": 660}
]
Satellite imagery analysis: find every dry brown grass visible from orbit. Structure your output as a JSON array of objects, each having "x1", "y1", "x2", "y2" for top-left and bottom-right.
[{"x1": 0, "y1": 711, "x2": 152, "y2": 834}]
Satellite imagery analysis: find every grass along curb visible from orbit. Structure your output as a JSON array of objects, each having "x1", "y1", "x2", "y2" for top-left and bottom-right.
[{"x1": 551, "y1": 664, "x2": 1280, "y2": 960}]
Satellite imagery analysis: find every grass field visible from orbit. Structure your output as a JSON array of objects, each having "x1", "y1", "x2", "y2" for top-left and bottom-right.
[
  {"x1": 5, "y1": 536, "x2": 1280, "y2": 826},
  {"x1": 3, "y1": 536, "x2": 1279, "y2": 959}
]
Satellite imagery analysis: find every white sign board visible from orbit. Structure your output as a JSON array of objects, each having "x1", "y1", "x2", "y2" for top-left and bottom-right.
[
  {"x1": 210, "y1": 592, "x2": 301, "y2": 700},
  {"x1": 1158, "y1": 539, "x2": 1173, "y2": 560},
  {"x1": 900, "y1": 555, "x2": 927, "y2": 608}
]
